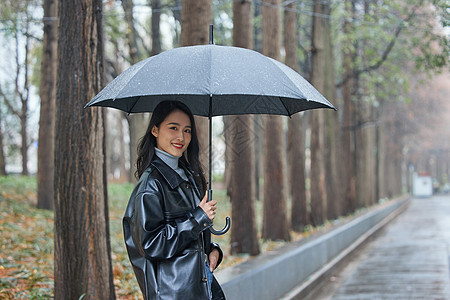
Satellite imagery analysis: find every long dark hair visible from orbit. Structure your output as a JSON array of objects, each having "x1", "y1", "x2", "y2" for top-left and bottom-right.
[{"x1": 135, "y1": 100, "x2": 206, "y2": 194}]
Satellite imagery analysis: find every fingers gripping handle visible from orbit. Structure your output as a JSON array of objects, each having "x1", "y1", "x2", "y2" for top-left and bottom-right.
[{"x1": 207, "y1": 189, "x2": 231, "y2": 235}]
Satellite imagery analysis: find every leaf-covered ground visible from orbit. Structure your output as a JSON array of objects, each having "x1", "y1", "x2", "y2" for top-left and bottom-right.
[
  {"x1": 0, "y1": 176, "x2": 365, "y2": 299},
  {"x1": 0, "y1": 177, "x2": 246, "y2": 299}
]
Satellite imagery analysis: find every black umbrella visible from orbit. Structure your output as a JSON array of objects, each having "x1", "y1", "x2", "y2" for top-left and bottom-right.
[{"x1": 86, "y1": 33, "x2": 335, "y2": 235}]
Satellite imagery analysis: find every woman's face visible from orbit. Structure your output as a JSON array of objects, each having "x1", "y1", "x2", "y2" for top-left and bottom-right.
[{"x1": 152, "y1": 109, "x2": 192, "y2": 157}]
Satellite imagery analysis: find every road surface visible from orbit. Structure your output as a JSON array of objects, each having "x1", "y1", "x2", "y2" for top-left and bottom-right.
[{"x1": 304, "y1": 195, "x2": 450, "y2": 300}]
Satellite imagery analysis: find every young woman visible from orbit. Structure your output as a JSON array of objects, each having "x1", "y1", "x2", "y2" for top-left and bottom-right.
[{"x1": 123, "y1": 100, "x2": 225, "y2": 300}]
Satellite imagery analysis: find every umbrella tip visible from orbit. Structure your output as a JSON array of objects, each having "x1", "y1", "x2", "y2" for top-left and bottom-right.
[{"x1": 209, "y1": 24, "x2": 214, "y2": 45}]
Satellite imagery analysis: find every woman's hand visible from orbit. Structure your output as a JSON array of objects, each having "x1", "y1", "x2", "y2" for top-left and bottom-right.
[
  {"x1": 208, "y1": 248, "x2": 220, "y2": 271},
  {"x1": 199, "y1": 192, "x2": 217, "y2": 221}
]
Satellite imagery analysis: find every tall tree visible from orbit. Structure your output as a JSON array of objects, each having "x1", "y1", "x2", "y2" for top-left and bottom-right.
[
  {"x1": 151, "y1": 0, "x2": 162, "y2": 56},
  {"x1": 309, "y1": 0, "x2": 327, "y2": 225},
  {"x1": 54, "y1": 0, "x2": 115, "y2": 298},
  {"x1": 0, "y1": 7, "x2": 32, "y2": 176},
  {"x1": 180, "y1": 0, "x2": 211, "y2": 172},
  {"x1": 322, "y1": 0, "x2": 340, "y2": 219},
  {"x1": 229, "y1": 0, "x2": 260, "y2": 255},
  {"x1": 122, "y1": 0, "x2": 150, "y2": 181},
  {"x1": 340, "y1": 0, "x2": 357, "y2": 215},
  {"x1": 121, "y1": 0, "x2": 140, "y2": 63},
  {"x1": 284, "y1": 1, "x2": 308, "y2": 231},
  {"x1": 37, "y1": 0, "x2": 57, "y2": 210},
  {"x1": 253, "y1": 0, "x2": 263, "y2": 203},
  {"x1": 261, "y1": 0, "x2": 290, "y2": 241},
  {"x1": 180, "y1": 0, "x2": 211, "y2": 46}
]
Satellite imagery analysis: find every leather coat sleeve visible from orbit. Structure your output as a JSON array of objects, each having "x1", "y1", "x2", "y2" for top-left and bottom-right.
[{"x1": 132, "y1": 188, "x2": 212, "y2": 260}]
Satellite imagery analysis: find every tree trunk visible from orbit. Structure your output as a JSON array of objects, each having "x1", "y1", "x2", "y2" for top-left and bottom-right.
[
  {"x1": 37, "y1": 0, "x2": 57, "y2": 210},
  {"x1": 20, "y1": 101, "x2": 28, "y2": 176},
  {"x1": 285, "y1": 2, "x2": 308, "y2": 231},
  {"x1": 253, "y1": 0, "x2": 262, "y2": 53},
  {"x1": 229, "y1": 0, "x2": 260, "y2": 255},
  {"x1": 383, "y1": 117, "x2": 403, "y2": 198},
  {"x1": 119, "y1": 114, "x2": 129, "y2": 182},
  {"x1": 18, "y1": 21, "x2": 30, "y2": 176},
  {"x1": 253, "y1": 2, "x2": 263, "y2": 200},
  {"x1": 54, "y1": 0, "x2": 115, "y2": 299},
  {"x1": 309, "y1": 0, "x2": 327, "y2": 226},
  {"x1": 0, "y1": 111, "x2": 6, "y2": 176},
  {"x1": 261, "y1": 0, "x2": 290, "y2": 241},
  {"x1": 122, "y1": 0, "x2": 150, "y2": 181},
  {"x1": 127, "y1": 114, "x2": 149, "y2": 180},
  {"x1": 341, "y1": 0, "x2": 357, "y2": 215},
  {"x1": 180, "y1": 0, "x2": 211, "y2": 46},
  {"x1": 121, "y1": 0, "x2": 140, "y2": 63},
  {"x1": 378, "y1": 108, "x2": 387, "y2": 199},
  {"x1": 151, "y1": 0, "x2": 162, "y2": 56},
  {"x1": 322, "y1": 1, "x2": 339, "y2": 219},
  {"x1": 180, "y1": 0, "x2": 211, "y2": 174}
]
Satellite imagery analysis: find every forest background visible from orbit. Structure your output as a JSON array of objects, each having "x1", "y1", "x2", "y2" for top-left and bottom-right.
[{"x1": 0, "y1": 0, "x2": 449, "y2": 299}]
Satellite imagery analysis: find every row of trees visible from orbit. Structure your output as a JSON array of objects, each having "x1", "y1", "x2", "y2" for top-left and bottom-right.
[{"x1": 0, "y1": 0, "x2": 449, "y2": 298}]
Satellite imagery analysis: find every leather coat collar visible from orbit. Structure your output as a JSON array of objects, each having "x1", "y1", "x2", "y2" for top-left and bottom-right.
[
  {"x1": 151, "y1": 156, "x2": 184, "y2": 189},
  {"x1": 151, "y1": 155, "x2": 201, "y2": 198}
]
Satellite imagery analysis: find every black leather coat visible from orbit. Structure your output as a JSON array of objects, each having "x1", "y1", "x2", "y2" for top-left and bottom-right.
[{"x1": 123, "y1": 156, "x2": 225, "y2": 300}]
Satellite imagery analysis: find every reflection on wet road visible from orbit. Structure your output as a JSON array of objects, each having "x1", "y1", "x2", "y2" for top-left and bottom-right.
[{"x1": 307, "y1": 196, "x2": 450, "y2": 300}]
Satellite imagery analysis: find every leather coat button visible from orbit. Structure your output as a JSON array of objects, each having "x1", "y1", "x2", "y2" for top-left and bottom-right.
[{"x1": 185, "y1": 183, "x2": 191, "y2": 189}]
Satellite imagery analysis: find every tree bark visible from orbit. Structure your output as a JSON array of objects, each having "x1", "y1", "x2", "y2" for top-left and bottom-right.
[
  {"x1": 122, "y1": 0, "x2": 150, "y2": 181},
  {"x1": 341, "y1": 0, "x2": 357, "y2": 215},
  {"x1": 151, "y1": 0, "x2": 162, "y2": 56},
  {"x1": 37, "y1": 0, "x2": 57, "y2": 210},
  {"x1": 253, "y1": 0, "x2": 262, "y2": 53},
  {"x1": 284, "y1": 2, "x2": 308, "y2": 231},
  {"x1": 121, "y1": 0, "x2": 140, "y2": 63},
  {"x1": 119, "y1": 114, "x2": 129, "y2": 182},
  {"x1": 309, "y1": 0, "x2": 327, "y2": 226},
  {"x1": 355, "y1": 0, "x2": 377, "y2": 208},
  {"x1": 127, "y1": 115, "x2": 149, "y2": 180},
  {"x1": 0, "y1": 111, "x2": 6, "y2": 176},
  {"x1": 261, "y1": 0, "x2": 290, "y2": 241},
  {"x1": 54, "y1": 0, "x2": 115, "y2": 299},
  {"x1": 180, "y1": 0, "x2": 211, "y2": 46},
  {"x1": 180, "y1": 0, "x2": 211, "y2": 174},
  {"x1": 322, "y1": 1, "x2": 340, "y2": 219},
  {"x1": 229, "y1": 0, "x2": 260, "y2": 255}
]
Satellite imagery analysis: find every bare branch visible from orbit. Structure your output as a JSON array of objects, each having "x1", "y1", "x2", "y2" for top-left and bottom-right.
[
  {"x1": 0, "y1": 85, "x2": 20, "y2": 116},
  {"x1": 337, "y1": 8, "x2": 418, "y2": 88}
]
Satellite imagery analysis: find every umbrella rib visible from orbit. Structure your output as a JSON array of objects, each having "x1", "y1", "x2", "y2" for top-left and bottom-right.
[
  {"x1": 127, "y1": 96, "x2": 141, "y2": 114},
  {"x1": 280, "y1": 97, "x2": 293, "y2": 117}
]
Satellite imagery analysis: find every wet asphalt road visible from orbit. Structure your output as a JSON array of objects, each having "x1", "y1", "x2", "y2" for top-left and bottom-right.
[{"x1": 305, "y1": 195, "x2": 450, "y2": 300}]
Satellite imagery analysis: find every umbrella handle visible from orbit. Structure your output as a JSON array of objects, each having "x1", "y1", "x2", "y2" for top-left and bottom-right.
[
  {"x1": 210, "y1": 217, "x2": 231, "y2": 236},
  {"x1": 207, "y1": 189, "x2": 231, "y2": 235}
]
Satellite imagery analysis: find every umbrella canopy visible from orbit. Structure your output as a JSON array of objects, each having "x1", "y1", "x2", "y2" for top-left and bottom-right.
[{"x1": 86, "y1": 44, "x2": 335, "y2": 115}]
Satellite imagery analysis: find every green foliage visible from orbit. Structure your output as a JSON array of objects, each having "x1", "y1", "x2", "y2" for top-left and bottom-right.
[{"x1": 333, "y1": 0, "x2": 448, "y2": 106}]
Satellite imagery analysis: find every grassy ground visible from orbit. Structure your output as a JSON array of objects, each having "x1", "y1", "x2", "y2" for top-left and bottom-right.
[{"x1": 0, "y1": 176, "x2": 344, "y2": 299}]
